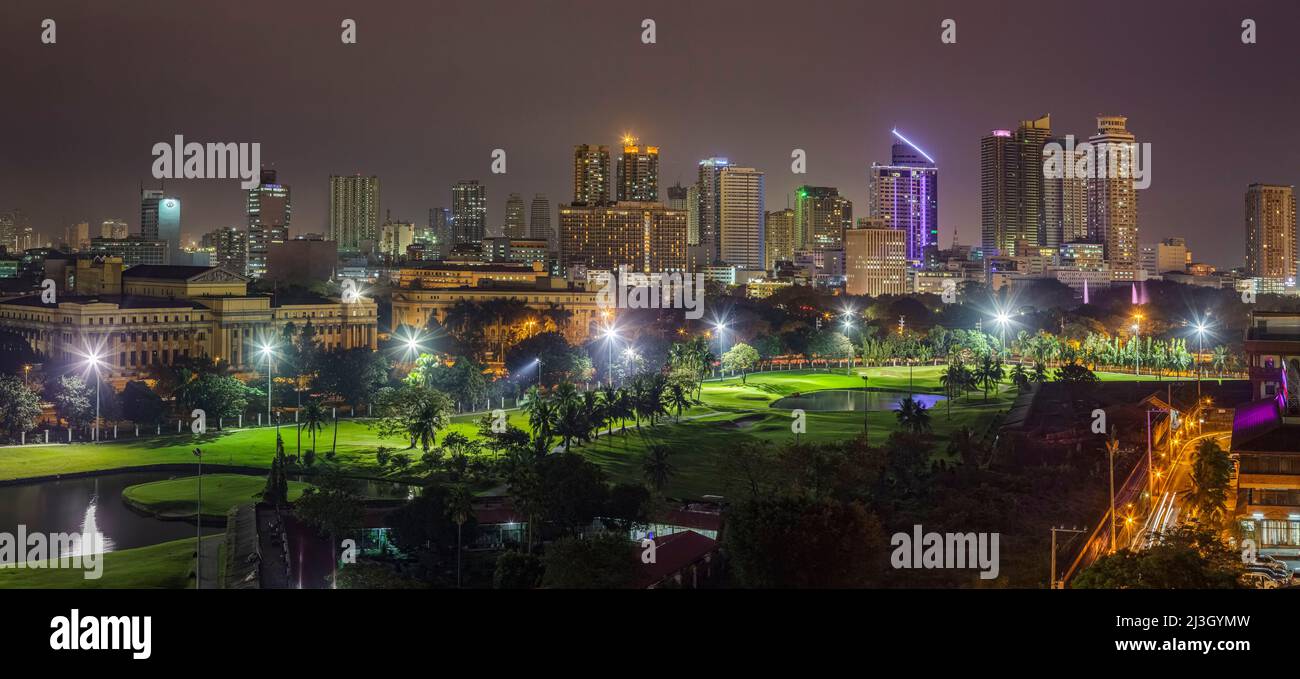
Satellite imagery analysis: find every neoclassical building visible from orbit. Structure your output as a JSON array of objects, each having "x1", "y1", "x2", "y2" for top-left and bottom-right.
[{"x1": 0, "y1": 260, "x2": 377, "y2": 380}]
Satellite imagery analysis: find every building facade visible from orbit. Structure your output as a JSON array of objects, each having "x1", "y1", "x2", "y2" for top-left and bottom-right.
[
  {"x1": 247, "y1": 169, "x2": 291, "y2": 278},
  {"x1": 329, "y1": 174, "x2": 380, "y2": 251},
  {"x1": 719, "y1": 167, "x2": 764, "y2": 271},
  {"x1": 1245, "y1": 183, "x2": 1297, "y2": 282},
  {"x1": 0, "y1": 263, "x2": 377, "y2": 380},
  {"x1": 845, "y1": 226, "x2": 907, "y2": 296}
]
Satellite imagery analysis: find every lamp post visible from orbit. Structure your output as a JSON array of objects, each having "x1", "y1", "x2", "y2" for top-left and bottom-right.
[
  {"x1": 83, "y1": 349, "x2": 105, "y2": 443},
  {"x1": 994, "y1": 312, "x2": 1011, "y2": 357},
  {"x1": 193, "y1": 447, "x2": 203, "y2": 589},
  {"x1": 1193, "y1": 321, "x2": 1209, "y2": 400},
  {"x1": 602, "y1": 325, "x2": 619, "y2": 386},
  {"x1": 259, "y1": 342, "x2": 276, "y2": 429},
  {"x1": 714, "y1": 321, "x2": 728, "y2": 361},
  {"x1": 535, "y1": 358, "x2": 543, "y2": 390},
  {"x1": 1131, "y1": 315, "x2": 1142, "y2": 376}
]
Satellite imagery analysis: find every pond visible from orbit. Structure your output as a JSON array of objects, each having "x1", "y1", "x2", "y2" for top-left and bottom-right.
[
  {"x1": 0, "y1": 470, "x2": 414, "y2": 559},
  {"x1": 769, "y1": 389, "x2": 946, "y2": 413}
]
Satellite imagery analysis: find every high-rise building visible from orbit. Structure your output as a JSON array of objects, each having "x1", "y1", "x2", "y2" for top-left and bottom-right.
[
  {"x1": 1157, "y1": 237, "x2": 1189, "y2": 275},
  {"x1": 980, "y1": 116, "x2": 1050, "y2": 257},
  {"x1": 557, "y1": 202, "x2": 687, "y2": 273},
  {"x1": 100, "y1": 219, "x2": 128, "y2": 240},
  {"x1": 719, "y1": 167, "x2": 765, "y2": 271},
  {"x1": 381, "y1": 218, "x2": 416, "y2": 259},
  {"x1": 869, "y1": 130, "x2": 938, "y2": 264},
  {"x1": 529, "y1": 194, "x2": 552, "y2": 246},
  {"x1": 0, "y1": 213, "x2": 15, "y2": 253},
  {"x1": 1043, "y1": 135, "x2": 1087, "y2": 247},
  {"x1": 765, "y1": 208, "x2": 796, "y2": 270},
  {"x1": 329, "y1": 174, "x2": 380, "y2": 251},
  {"x1": 1246, "y1": 183, "x2": 1297, "y2": 280},
  {"x1": 686, "y1": 184, "x2": 701, "y2": 246},
  {"x1": 202, "y1": 226, "x2": 248, "y2": 274},
  {"x1": 429, "y1": 207, "x2": 452, "y2": 257},
  {"x1": 696, "y1": 157, "x2": 729, "y2": 263},
  {"x1": 140, "y1": 188, "x2": 181, "y2": 263},
  {"x1": 1087, "y1": 116, "x2": 1140, "y2": 279},
  {"x1": 247, "y1": 169, "x2": 291, "y2": 278},
  {"x1": 68, "y1": 222, "x2": 91, "y2": 250},
  {"x1": 504, "y1": 193, "x2": 527, "y2": 238},
  {"x1": 794, "y1": 186, "x2": 853, "y2": 252},
  {"x1": 845, "y1": 225, "x2": 908, "y2": 296},
  {"x1": 451, "y1": 180, "x2": 487, "y2": 245},
  {"x1": 573, "y1": 144, "x2": 611, "y2": 205},
  {"x1": 666, "y1": 183, "x2": 689, "y2": 211},
  {"x1": 616, "y1": 137, "x2": 659, "y2": 202}
]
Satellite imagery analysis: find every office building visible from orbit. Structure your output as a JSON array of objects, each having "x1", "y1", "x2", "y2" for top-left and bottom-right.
[
  {"x1": 504, "y1": 193, "x2": 527, "y2": 238},
  {"x1": 329, "y1": 174, "x2": 380, "y2": 251},
  {"x1": 719, "y1": 167, "x2": 765, "y2": 271},
  {"x1": 794, "y1": 186, "x2": 852, "y2": 252},
  {"x1": 765, "y1": 208, "x2": 796, "y2": 270},
  {"x1": 451, "y1": 180, "x2": 487, "y2": 245},
  {"x1": 1086, "y1": 116, "x2": 1140, "y2": 279},
  {"x1": 869, "y1": 129, "x2": 938, "y2": 263},
  {"x1": 845, "y1": 225, "x2": 907, "y2": 296},
  {"x1": 247, "y1": 169, "x2": 291, "y2": 279}
]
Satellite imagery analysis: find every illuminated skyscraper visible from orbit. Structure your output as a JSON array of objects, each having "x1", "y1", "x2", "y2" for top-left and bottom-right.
[
  {"x1": 719, "y1": 167, "x2": 765, "y2": 271},
  {"x1": 1086, "y1": 115, "x2": 1139, "y2": 278},
  {"x1": 869, "y1": 129, "x2": 938, "y2": 265},
  {"x1": 247, "y1": 169, "x2": 291, "y2": 278},
  {"x1": 428, "y1": 207, "x2": 452, "y2": 257},
  {"x1": 504, "y1": 193, "x2": 527, "y2": 238},
  {"x1": 140, "y1": 187, "x2": 181, "y2": 263},
  {"x1": 202, "y1": 226, "x2": 248, "y2": 274},
  {"x1": 696, "y1": 157, "x2": 729, "y2": 263},
  {"x1": 573, "y1": 144, "x2": 611, "y2": 205},
  {"x1": 529, "y1": 194, "x2": 552, "y2": 246},
  {"x1": 794, "y1": 186, "x2": 852, "y2": 252},
  {"x1": 980, "y1": 116, "x2": 1049, "y2": 257},
  {"x1": 557, "y1": 202, "x2": 687, "y2": 273},
  {"x1": 451, "y1": 180, "x2": 487, "y2": 245},
  {"x1": 845, "y1": 225, "x2": 907, "y2": 296},
  {"x1": 1246, "y1": 183, "x2": 1297, "y2": 280},
  {"x1": 765, "y1": 208, "x2": 796, "y2": 270},
  {"x1": 616, "y1": 136, "x2": 659, "y2": 202},
  {"x1": 329, "y1": 174, "x2": 380, "y2": 251},
  {"x1": 1043, "y1": 135, "x2": 1087, "y2": 247}
]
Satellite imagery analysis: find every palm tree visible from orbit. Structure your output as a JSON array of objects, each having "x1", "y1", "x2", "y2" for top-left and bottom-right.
[
  {"x1": 1010, "y1": 364, "x2": 1030, "y2": 391},
  {"x1": 1031, "y1": 361, "x2": 1049, "y2": 383},
  {"x1": 299, "y1": 400, "x2": 326, "y2": 459},
  {"x1": 642, "y1": 444, "x2": 675, "y2": 493},
  {"x1": 445, "y1": 483, "x2": 474, "y2": 588},
  {"x1": 939, "y1": 363, "x2": 961, "y2": 419},
  {"x1": 1211, "y1": 345, "x2": 1229, "y2": 377},
  {"x1": 407, "y1": 389, "x2": 451, "y2": 453},
  {"x1": 666, "y1": 381, "x2": 693, "y2": 422},
  {"x1": 599, "y1": 385, "x2": 620, "y2": 435},
  {"x1": 1188, "y1": 438, "x2": 1233, "y2": 527},
  {"x1": 522, "y1": 386, "x2": 557, "y2": 454},
  {"x1": 894, "y1": 396, "x2": 932, "y2": 434}
]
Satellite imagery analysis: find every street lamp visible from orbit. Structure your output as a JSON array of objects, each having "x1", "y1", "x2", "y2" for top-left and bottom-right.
[
  {"x1": 714, "y1": 321, "x2": 728, "y2": 358},
  {"x1": 83, "y1": 348, "x2": 105, "y2": 443},
  {"x1": 1130, "y1": 315, "x2": 1142, "y2": 376},
  {"x1": 993, "y1": 311, "x2": 1011, "y2": 357},
  {"x1": 602, "y1": 324, "x2": 620, "y2": 386},
  {"x1": 258, "y1": 341, "x2": 277, "y2": 429},
  {"x1": 534, "y1": 357, "x2": 543, "y2": 390},
  {"x1": 1193, "y1": 319, "x2": 1210, "y2": 400}
]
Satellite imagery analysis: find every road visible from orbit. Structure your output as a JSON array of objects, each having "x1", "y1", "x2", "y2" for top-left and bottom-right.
[{"x1": 1061, "y1": 415, "x2": 1231, "y2": 583}]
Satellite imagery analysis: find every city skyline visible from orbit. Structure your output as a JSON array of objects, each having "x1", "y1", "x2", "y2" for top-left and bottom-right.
[{"x1": 4, "y1": 1, "x2": 1299, "y2": 270}]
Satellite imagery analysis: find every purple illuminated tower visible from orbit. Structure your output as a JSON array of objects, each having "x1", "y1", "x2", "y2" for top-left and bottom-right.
[{"x1": 868, "y1": 129, "x2": 939, "y2": 267}]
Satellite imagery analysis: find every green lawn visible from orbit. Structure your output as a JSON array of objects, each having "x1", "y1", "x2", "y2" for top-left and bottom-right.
[
  {"x1": 0, "y1": 366, "x2": 1202, "y2": 490},
  {"x1": 0, "y1": 409, "x2": 531, "y2": 483},
  {"x1": 0, "y1": 535, "x2": 220, "y2": 589},
  {"x1": 122, "y1": 473, "x2": 310, "y2": 520}
]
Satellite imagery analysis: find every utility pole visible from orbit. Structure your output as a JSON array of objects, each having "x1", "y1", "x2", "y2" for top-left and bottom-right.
[
  {"x1": 1050, "y1": 526, "x2": 1086, "y2": 589},
  {"x1": 1106, "y1": 430, "x2": 1119, "y2": 553},
  {"x1": 193, "y1": 447, "x2": 203, "y2": 589}
]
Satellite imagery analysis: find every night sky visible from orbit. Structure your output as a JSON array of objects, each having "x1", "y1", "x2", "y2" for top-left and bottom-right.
[{"x1": 3, "y1": 0, "x2": 1298, "y2": 269}]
